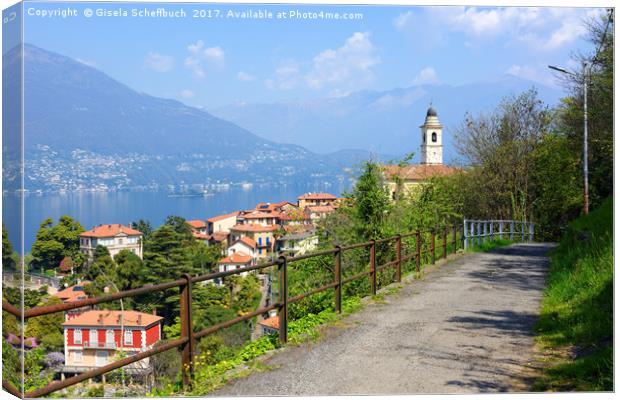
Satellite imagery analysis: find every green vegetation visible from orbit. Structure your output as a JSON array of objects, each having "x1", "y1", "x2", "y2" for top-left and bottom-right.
[{"x1": 533, "y1": 198, "x2": 612, "y2": 391}]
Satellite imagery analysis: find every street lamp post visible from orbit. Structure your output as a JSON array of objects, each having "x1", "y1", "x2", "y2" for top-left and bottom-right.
[{"x1": 548, "y1": 62, "x2": 590, "y2": 215}]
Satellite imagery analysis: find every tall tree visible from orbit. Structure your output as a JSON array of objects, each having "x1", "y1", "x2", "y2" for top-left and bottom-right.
[
  {"x1": 352, "y1": 162, "x2": 391, "y2": 240},
  {"x1": 2, "y1": 223, "x2": 15, "y2": 270},
  {"x1": 31, "y1": 216, "x2": 85, "y2": 271}
]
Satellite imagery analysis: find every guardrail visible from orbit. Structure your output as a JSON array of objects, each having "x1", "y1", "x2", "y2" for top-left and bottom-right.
[
  {"x1": 2, "y1": 224, "x2": 462, "y2": 398},
  {"x1": 462, "y1": 219, "x2": 535, "y2": 251}
]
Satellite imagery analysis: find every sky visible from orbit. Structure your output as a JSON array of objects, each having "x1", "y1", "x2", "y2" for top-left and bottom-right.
[{"x1": 20, "y1": 1, "x2": 605, "y2": 109}]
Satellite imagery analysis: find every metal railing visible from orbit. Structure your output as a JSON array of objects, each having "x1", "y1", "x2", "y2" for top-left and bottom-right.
[
  {"x1": 2, "y1": 224, "x2": 462, "y2": 398},
  {"x1": 462, "y1": 219, "x2": 535, "y2": 251}
]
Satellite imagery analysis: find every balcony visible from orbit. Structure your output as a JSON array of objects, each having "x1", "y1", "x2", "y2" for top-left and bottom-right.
[{"x1": 83, "y1": 341, "x2": 117, "y2": 349}]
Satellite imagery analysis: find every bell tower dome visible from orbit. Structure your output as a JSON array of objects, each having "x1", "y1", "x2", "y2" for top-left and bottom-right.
[{"x1": 420, "y1": 105, "x2": 443, "y2": 165}]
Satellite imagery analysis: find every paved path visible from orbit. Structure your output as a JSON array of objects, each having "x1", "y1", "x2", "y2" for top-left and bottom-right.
[{"x1": 214, "y1": 243, "x2": 553, "y2": 396}]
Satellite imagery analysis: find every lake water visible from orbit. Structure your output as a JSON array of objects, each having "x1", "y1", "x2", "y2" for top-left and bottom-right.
[{"x1": 3, "y1": 183, "x2": 349, "y2": 253}]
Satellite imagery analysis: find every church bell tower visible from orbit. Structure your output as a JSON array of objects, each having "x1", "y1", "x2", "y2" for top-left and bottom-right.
[{"x1": 420, "y1": 105, "x2": 443, "y2": 165}]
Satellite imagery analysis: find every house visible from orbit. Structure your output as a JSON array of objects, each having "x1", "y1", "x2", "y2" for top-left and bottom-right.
[
  {"x1": 237, "y1": 210, "x2": 281, "y2": 226},
  {"x1": 297, "y1": 193, "x2": 338, "y2": 209},
  {"x1": 207, "y1": 212, "x2": 239, "y2": 234},
  {"x1": 257, "y1": 316, "x2": 279, "y2": 336},
  {"x1": 383, "y1": 106, "x2": 460, "y2": 200},
  {"x1": 186, "y1": 220, "x2": 208, "y2": 235},
  {"x1": 229, "y1": 224, "x2": 279, "y2": 258},
  {"x1": 277, "y1": 229, "x2": 318, "y2": 257},
  {"x1": 227, "y1": 237, "x2": 257, "y2": 259},
  {"x1": 206, "y1": 231, "x2": 229, "y2": 247},
  {"x1": 306, "y1": 205, "x2": 336, "y2": 221},
  {"x1": 217, "y1": 252, "x2": 254, "y2": 284},
  {"x1": 62, "y1": 310, "x2": 162, "y2": 375},
  {"x1": 54, "y1": 281, "x2": 91, "y2": 320},
  {"x1": 79, "y1": 224, "x2": 143, "y2": 263}
]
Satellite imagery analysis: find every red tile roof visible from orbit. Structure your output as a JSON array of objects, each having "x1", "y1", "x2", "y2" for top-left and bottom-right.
[
  {"x1": 258, "y1": 316, "x2": 280, "y2": 330},
  {"x1": 239, "y1": 211, "x2": 280, "y2": 219},
  {"x1": 209, "y1": 231, "x2": 229, "y2": 242},
  {"x1": 219, "y1": 252, "x2": 253, "y2": 264},
  {"x1": 230, "y1": 224, "x2": 279, "y2": 232},
  {"x1": 187, "y1": 220, "x2": 207, "y2": 229},
  {"x1": 193, "y1": 232, "x2": 210, "y2": 240},
  {"x1": 383, "y1": 164, "x2": 460, "y2": 181},
  {"x1": 237, "y1": 237, "x2": 257, "y2": 248},
  {"x1": 207, "y1": 211, "x2": 239, "y2": 223},
  {"x1": 62, "y1": 310, "x2": 162, "y2": 327},
  {"x1": 80, "y1": 224, "x2": 143, "y2": 238},
  {"x1": 298, "y1": 193, "x2": 337, "y2": 200},
  {"x1": 55, "y1": 281, "x2": 91, "y2": 303}
]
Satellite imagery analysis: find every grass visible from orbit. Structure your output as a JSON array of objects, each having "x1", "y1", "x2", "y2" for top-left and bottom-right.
[
  {"x1": 466, "y1": 237, "x2": 514, "y2": 253},
  {"x1": 533, "y1": 197, "x2": 613, "y2": 391}
]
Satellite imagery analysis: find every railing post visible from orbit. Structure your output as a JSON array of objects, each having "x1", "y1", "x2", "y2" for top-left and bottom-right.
[
  {"x1": 370, "y1": 239, "x2": 377, "y2": 295},
  {"x1": 463, "y1": 219, "x2": 468, "y2": 251},
  {"x1": 521, "y1": 221, "x2": 525, "y2": 242},
  {"x1": 490, "y1": 221, "x2": 494, "y2": 241},
  {"x1": 442, "y1": 226, "x2": 447, "y2": 259},
  {"x1": 510, "y1": 221, "x2": 515, "y2": 241},
  {"x1": 278, "y1": 255, "x2": 288, "y2": 344},
  {"x1": 415, "y1": 231, "x2": 421, "y2": 273},
  {"x1": 499, "y1": 221, "x2": 504, "y2": 240},
  {"x1": 334, "y1": 246, "x2": 342, "y2": 313},
  {"x1": 431, "y1": 229, "x2": 436, "y2": 265},
  {"x1": 477, "y1": 222, "x2": 482, "y2": 246},
  {"x1": 529, "y1": 223, "x2": 535, "y2": 242},
  {"x1": 180, "y1": 273, "x2": 195, "y2": 388},
  {"x1": 395, "y1": 234, "x2": 402, "y2": 283},
  {"x1": 470, "y1": 220, "x2": 475, "y2": 248}
]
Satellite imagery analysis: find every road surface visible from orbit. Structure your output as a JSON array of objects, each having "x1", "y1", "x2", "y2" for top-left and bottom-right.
[{"x1": 214, "y1": 243, "x2": 553, "y2": 395}]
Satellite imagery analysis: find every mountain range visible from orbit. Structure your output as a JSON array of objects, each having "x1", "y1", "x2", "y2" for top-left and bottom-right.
[{"x1": 3, "y1": 44, "x2": 563, "y2": 192}]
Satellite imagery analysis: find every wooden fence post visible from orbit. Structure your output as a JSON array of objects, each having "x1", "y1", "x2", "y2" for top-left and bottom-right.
[
  {"x1": 334, "y1": 246, "x2": 342, "y2": 313},
  {"x1": 395, "y1": 235, "x2": 402, "y2": 283},
  {"x1": 463, "y1": 220, "x2": 468, "y2": 251},
  {"x1": 453, "y1": 224, "x2": 458, "y2": 253},
  {"x1": 415, "y1": 231, "x2": 421, "y2": 273},
  {"x1": 443, "y1": 226, "x2": 447, "y2": 259},
  {"x1": 370, "y1": 240, "x2": 377, "y2": 295},
  {"x1": 180, "y1": 273, "x2": 195, "y2": 388},
  {"x1": 431, "y1": 229, "x2": 436, "y2": 264},
  {"x1": 278, "y1": 255, "x2": 288, "y2": 344}
]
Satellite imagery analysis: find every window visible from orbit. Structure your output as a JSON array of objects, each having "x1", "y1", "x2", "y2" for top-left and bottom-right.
[
  {"x1": 118, "y1": 238, "x2": 124, "y2": 245},
  {"x1": 432, "y1": 132, "x2": 437, "y2": 142},
  {"x1": 106, "y1": 329, "x2": 114, "y2": 345},
  {"x1": 74, "y1": 351, "x2": 83, "y2": 362},
  {"x1": 74, "y1": 329, "x2": 82, "y2": 344},
  {"x1": 423, "y1": 133, "x2": 426, "y2": 143},
  {"x1": 90, "y1": 329, "x2": 98, "y2": 344},
  {"x1": 124, "y1": 330, "x2": 133, "y2": 346},
  {"x1": 258, "y1": 237, "x2": 262, "y2": 246}
]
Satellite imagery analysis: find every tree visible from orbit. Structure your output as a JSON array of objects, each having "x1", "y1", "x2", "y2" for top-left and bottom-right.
[
  {"x1": 114, "y1": 250, "x2": 149, "y2": 291},
  {"x1": 31, "y1": 216, "x2": 84, "y2": 271},
  {"x1": 164, "y1": 215, "x2": 194, "y2": 242},
  {"x1": 454, "y1": 89, "x2": 552, "y2": 221},
  {"x1": 132, "y1": 219, "x2": 153, "y2": 239},
  {"x1": 2, "y1": 223, "x2": 16, "y2": 270},
  {"x1": 24, "y1": 297, "x2": 64, "y2": 351},
  {"x1": 352, "y1": 161, "x2": 391, "y2": 240}
]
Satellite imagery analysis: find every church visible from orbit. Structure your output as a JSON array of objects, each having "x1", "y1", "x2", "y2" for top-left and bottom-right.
[{"x1": 383, "y1": 106, "x2": 459, "y2": 200}]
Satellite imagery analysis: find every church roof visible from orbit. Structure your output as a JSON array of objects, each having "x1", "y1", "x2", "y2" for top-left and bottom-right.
[
  {"x1": 426, "y1": 106, "x2": 437, "y2": 117},
  {"x1": 383, "y1": 164, "x2": 460, "y2": 182}
]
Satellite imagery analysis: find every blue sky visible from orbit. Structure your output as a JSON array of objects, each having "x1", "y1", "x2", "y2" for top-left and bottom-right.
[{"x1": 22, "y1": 2, "x2": 604, "y2": 109}]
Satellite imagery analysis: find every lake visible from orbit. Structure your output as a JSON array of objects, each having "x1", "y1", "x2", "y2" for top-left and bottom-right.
[{"x1": 2, "y1": 183, "x2": 349, "y2": 254}]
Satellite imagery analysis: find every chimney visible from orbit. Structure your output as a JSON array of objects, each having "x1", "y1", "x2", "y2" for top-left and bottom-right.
[
  {"x1": 98, "y1": 314, "x2": 103, "y2": 324},
  {"x1": 137, "y1": 315, "x2": 142, "y2": 325},
  {"x1": 116, "y1": 314, "x2": 122, "y2": 324},
  {"x1": 152, "y1": 309, "x2": 157, "y2": 316}
]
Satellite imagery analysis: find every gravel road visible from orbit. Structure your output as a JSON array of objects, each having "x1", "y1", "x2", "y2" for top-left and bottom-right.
[{"x1": 213, "y1": 243, "x2": 553, "y2": 396}]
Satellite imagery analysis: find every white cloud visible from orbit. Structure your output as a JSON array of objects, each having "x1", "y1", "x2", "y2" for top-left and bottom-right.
[
  {"x1": 394, "y1": 7, "x2": 603, "y2": 52},
  {"x1": 305, "y1": 32, "x2": 381, "y2": 90},
  {"x1": 237, "y1": 71, "x2": 255, "y2": 82},
  {"x1": 185, "y1": 40, "x2": 225, "y2": 78},
  {"x1": 265, "y1": 60, "x2": 301, "y2": 91},
  {"x1": 144, "y1": 52, "x2": 174, "y2": 72},
  {"x1": 180, "y1": 89, "x2": 195, "y2": 99},
  {"x1": 412, "y1": 67, "x2": 440, "y2": 85}
]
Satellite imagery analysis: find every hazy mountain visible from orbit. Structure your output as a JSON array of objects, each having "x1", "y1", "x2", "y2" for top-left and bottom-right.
[
  {"x1": 8, "y1": 45, "x2": 350, "y2": 191},
  {"x1": 212, "y1": 78, "x2": 564, "y2": 162}
]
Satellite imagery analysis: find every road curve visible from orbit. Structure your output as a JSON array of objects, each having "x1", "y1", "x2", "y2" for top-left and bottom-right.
[{"x1": 213, "y1": 243, "x2": 553, "y2": 395}]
